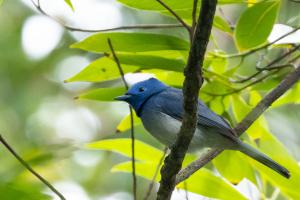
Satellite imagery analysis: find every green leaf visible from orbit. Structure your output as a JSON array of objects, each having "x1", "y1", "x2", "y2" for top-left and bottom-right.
[
  {"x1": 234, "y1": 1, "x2": 280, "y2": 50},
  {"x1": 144, "y1": 69, "x2": 184, "y2": 87},
  {"x1": 232, "y1": 94, "x2": 264, "y2": 139},
  {"x1": 64, "y1": 0, "x2": 74, "y2": 11},
  {"x1": 247, "y1": 126, "x2": 300, "y2": 200},
  {"x1": 65, "y1": 54, "x2": 186, "y2": 83},
  {"x1": 113, "y1": 162, "x2": 247, "y2": 200},
  {"x1": 0, "y1": 183, "x2": 51, "y2": 200},
  {"x1": 213, "y1": 150, "x2": 256, "y2": 184},
  {"x1": 213, "y1": 16, "x2": 233, "y2": 34},
  {"x1": 231, "y1": 95, "x2": 251, "y2": 121},
  {"x1": 272, "y1": 82, "x2": 300, "y2": 107},
  {"x1": 209, "y1": 97, "x2": 225, "y2": 115},
  {"x1": 113, "y1": 54, "x2": 186, "y2": 72},
  {"x1": 201, "y1": 79, "x2": 234, "y2": 95},
  {"x1": 136, "y1": 50, "x2": 188, "y2": 59},
  {"x1": 71, "y1": 32, "x2": 189, "y2": 53},
  {"x1": 117, "y1": 1, "x2": 193, "y2": 23},
  {"x1": 118, "y1": 0, "x2": 190, "y2": 11},
  {"x1": 252, "y1": 78, "x2": 279, "y2": 91},
  {"x1": 65, "y1": 57, "x2": 138, "y2": 83},
  {"x1": 112, "y1": 161, "x2": 161, "y2": 180},
  {"x1": 118, "y1": 0, "x2": 247, "y2": 10},
  {"x1": 86, "y1": 139, "x2": 163, "y2": 162},
  {"x1": 231, "y1": 93, "x2": 300, "y2": 199},
  {"x1": 89, "y1": 138, "x2": 246, "y2": 199},
  {"x1": 116, "y1": 113, "x2": 142, "y2": 132},
  {"x1": 249, "y1": 90, "x2": 262, "y2": 106},
  {"x1": 208, "y1": 53, "x2": 228, "y2": 74},
  {"x1": 76, "y1": 87, "x2": 126, "y2": 102},
  {"x1": 117, "y1": 0, "x2": 247, "y2": 22},
  {"x1": 178, "y1": 169, "x2": 247, "y2": 200}
]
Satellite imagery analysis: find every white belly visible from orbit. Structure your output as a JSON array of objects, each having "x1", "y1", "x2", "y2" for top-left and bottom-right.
[{"x1": 141, "y1": 111, "x2": 209, "y2": 151}]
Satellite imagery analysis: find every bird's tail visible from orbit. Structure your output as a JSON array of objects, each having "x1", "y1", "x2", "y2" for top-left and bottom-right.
[{"x1": 238, "y1": 142, "x2": 290, "y2": 179}]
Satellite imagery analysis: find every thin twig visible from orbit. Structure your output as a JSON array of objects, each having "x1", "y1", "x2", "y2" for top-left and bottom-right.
[
  {"x1": 231, "y1": 64, "x2": 292, "y2": 85},
  {"x1": 107, "y1": 39, "x2": 137, "y2": 200},
  {"x1": 63, "y1": 24, "x2": 184, "y2": 32},
  {"x1": 176, "y1": 65, "x2": 300, "y2": 184},
  {"x1": 235, "y1": 70, "x2": 280, "y2": 93},
  {"x1": 257, "y1": 44, "x2": 300, "y2": 71},
  {"x1": 0, "y1": 134, "x2": 66, "y2": 200},
  {"x1": 223, "y1": 26, "x2": 300, "y2": 58},
  {"x1": 143, "y1": 147, "x2": 168, "y2": 200},
  {"x1": 191, "y1": 0, "x2": 199, "y2": 37},
  {"x1": 157, "y1": 1, "x2": 217, "y2": 199},
  {"x1": 30, "y1": 0, "x2": 183, "y2": 32},
  {"x1": 218, "y1": 7, "x2": 234, "y2": 30},
  {"x1": 232, "y1": 45, "x2": 300, "y2": 83},
  {"x1": 203, "y1": 62, "x2": 297, "y2": 97},
  {"x1": 202, "y1": 68, "x2": 284, "y2": 97},
  {"x1": 156, "y1": 0, "x2": 191, "y2": 34}
]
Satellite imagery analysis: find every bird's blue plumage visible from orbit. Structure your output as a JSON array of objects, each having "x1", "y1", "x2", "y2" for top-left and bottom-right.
[
  {"x1": 137, "y1": 86, "x2": 238, "y2": 150},
  {"x1": 114, "y1": 78, "x2": 290, "y2": 178},
  {"x1": 150, "y1": 87, "x2": 235, "y2": 136}
]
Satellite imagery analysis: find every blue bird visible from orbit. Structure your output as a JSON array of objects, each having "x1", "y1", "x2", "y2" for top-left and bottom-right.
[{"x1": 115, "y1": 78, "x2": 290, "y2": 178}]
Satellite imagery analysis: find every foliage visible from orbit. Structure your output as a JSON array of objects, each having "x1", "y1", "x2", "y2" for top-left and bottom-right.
[
  {"x1": 66, "y1": 0, "x2": 300, "y2": 199},
  {"x1": 87, "y1": 139, "x2": 247, "y2": 200},
  {"x1": 234, "y1": 1, "x2": 280, "y2": 50},
  {"x1": 1, "y1": 0, "x2": 300, "y2": 199}
]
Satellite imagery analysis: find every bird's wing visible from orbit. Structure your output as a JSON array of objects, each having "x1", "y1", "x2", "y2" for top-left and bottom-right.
[{"x1": 153, "y1": 88, "x2": 237, "y2": 140}]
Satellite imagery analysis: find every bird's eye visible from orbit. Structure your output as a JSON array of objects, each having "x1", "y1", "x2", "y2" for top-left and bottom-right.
[{"x1": 139, "y1": 87, "x2": 145, "y2": 92}]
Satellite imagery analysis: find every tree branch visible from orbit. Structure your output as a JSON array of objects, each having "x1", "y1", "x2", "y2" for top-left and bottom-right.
[
  {"x1": 156, "y1": 1, "x2": 217, "y2": 199},
  {"x1": 0, "y1": 134, "x2": 66, "y2": 200},
  {"x1": 176, "y1": 64, "x2": 300, "y2": 184},
  {"x1": 30, "y1": 0, "x2": 183, "y2": 32},
  {"x1": 107, "y1": 39, "x2": 137, "y2": 200}
]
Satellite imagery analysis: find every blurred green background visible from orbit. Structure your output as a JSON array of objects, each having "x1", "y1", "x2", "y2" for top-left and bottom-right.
[{"x1": 0, "y1": 0, "x2": 300, "y2": 200}]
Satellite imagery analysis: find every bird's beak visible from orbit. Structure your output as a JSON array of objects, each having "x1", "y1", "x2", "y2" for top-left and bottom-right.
[{"x1": 114, "y1": 94, "x2": 131, "y2": 101}]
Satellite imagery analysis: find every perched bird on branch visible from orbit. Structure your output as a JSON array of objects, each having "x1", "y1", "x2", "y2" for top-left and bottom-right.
[{"x1": 115, "y1": 78, "x2": 290, "y2": 179}]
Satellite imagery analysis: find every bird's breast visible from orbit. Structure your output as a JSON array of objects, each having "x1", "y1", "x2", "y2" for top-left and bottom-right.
[
  {"x1": 141, "y1": 110, "x2": 181, "y2": 146},
  {"x1": 140, "y1": 110, "x2": 208, "y2": 151}
]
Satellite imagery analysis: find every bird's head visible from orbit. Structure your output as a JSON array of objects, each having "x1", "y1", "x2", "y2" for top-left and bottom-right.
[{"x1": 114, "y1": 78, "x2": 168, "y2": 114}]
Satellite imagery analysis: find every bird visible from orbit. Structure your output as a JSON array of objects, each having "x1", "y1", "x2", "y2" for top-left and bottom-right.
[{"x1": 114, "y1": 78, "x2": 290, "y2": 179}]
